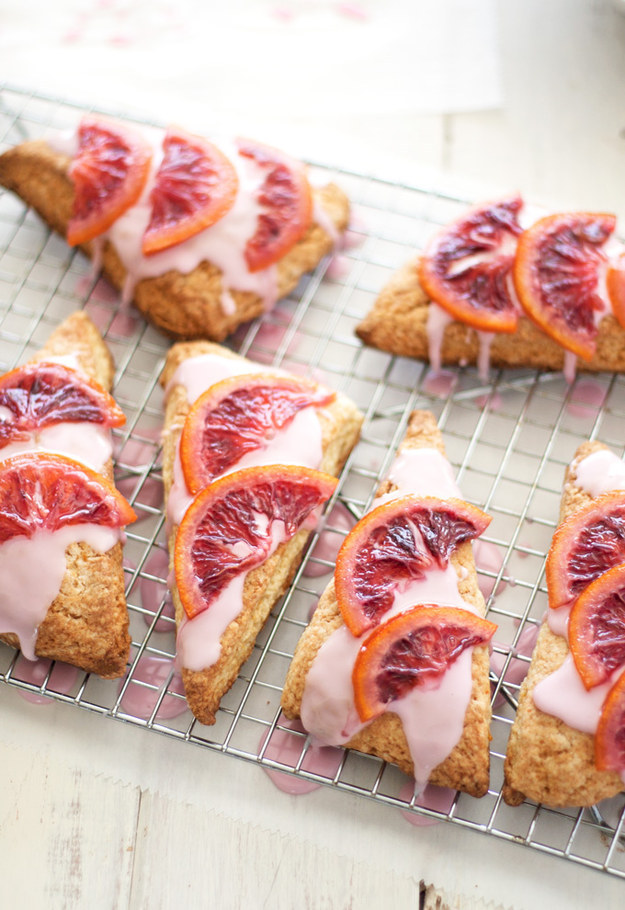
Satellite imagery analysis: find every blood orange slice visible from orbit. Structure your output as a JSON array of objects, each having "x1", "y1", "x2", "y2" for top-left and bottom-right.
[
  {"x1": 174, "y1": 464, "x2": 337, "y2": 619},
  {"x1": 0, "y1": 361, "x2": 125, "y2": 448},
  {"x1": 569, "y1": 563, "x2": 625, "y2": 689},
  {"x1": 418, "y1": 196, "x2": 523, "y2": 333},
  {"x1": 352, "y1": 605, "x2": 497, "y2": 722},
  {"x1": 142, "y1": 128, "x2": 239, "y2": 255},
  {"x1": 335, "y1": 495, "x2": 491, "y2": 637},
  {"x1": 179, "y1": 373, "x2": 335, "y2": 494},
  {"x1": 595, "y1": 670, "x2": 625, "y2": 775},
  {"x1": 237, "y1": 138, "x2": 313, "y2": 272},
  {"x1": 546, "y1": 491, "x2": 625, "y2": 610},
  {"x1": 514, "y1": 212, "x2": 616, "y2": 360},
  {"x1": 67, "y1": 116, "x2": 152, "y2": 246},
  {"x1": 0, "y1": 452, "x2": 136, "y2": 542}
]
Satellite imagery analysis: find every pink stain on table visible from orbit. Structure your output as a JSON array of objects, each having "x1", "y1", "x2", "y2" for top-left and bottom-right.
[
  {"x1": 13, "y1": 655, "x2": 78, "y2": 705},
  {"x1": 260, "y1": 714, "x2": 343, "y2": 794},
  {"x1": 490, "y1": 623, "x2": 540, "y2": 707},
  {"x1": 422, "y1": 369, "x2": 457, "y2": 398},
  {"x1": 304, "y1": 502, "x2": 356, "y2": 577},
  {"x1": 566, "y1": 379, "x2": 607, "y2": 419},
  {"x1": 115, "y1": 431, "x2": 163, "y2": 518},
  {"x1": 119, "y1": 654, "x2": 186, "y2": 720},
  {"x1": 473, "y1": 539, "x2": 506, "y2": 600},
  {"x1": 139, "y1": 548, "x2": 176, "y2": 633},
  {"x1": 398, "y1": 780, "x2": 456, "y2": 827}
]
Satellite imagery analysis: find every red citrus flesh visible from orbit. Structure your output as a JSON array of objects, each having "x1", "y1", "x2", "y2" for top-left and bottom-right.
[
  {"x1": 335, "y1": 495, "x2": 491, "y2": 637},
  {"x1": 0, "y1": 361, "x2": 125, "y2": 448},
  {"x1": 418, "y1": 196, "x2": 523, "y2": 333},
  {"x1": 179, "y1": 373, "x2": 335, "y2": 494},
  {"x1": 0, "y1": 452, "x2": 136, "y2": 543},
  {"x1": 237, "y1": 138, "x2": 313, "y2": 272},
  {"x1": 67, "y1": 116, "x2": 152, "y2": 246},
  {"x1": 595, "y1": 669, "x2": 625, "y2": 775},
  {"x1": 607, "y1": 255, "x2": 625, "y2": 331},
  {"x1": 546, "y1": 492, "x2": 625, "y2": 610},
  {"x1": 513, "y1": 212, "x2": 616, "y2": 360},
  {"x1": 174, "y1": 465, "x2": 337, "y2": 619},
  {"x1": 569, "y1": 563, "x2": 625, "y2": 689},
  {"x1": 142, "y1": 128, "x2": 239, "y2": 255},
  {"x1": 352, "y1": 605, "x2": 497, "y2": 723}
]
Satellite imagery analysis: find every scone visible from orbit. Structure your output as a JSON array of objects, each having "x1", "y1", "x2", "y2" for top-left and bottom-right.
[
  {"x1": 503, "y1": 440, "x2": 625, "y2": 807},
  {"x1": 0, "y1": 311, "x2": 134, "y2": 678},
  {"x1": 161, "y1": 342, "x2": 363, "y2": 724},
  {"x1": 357, "y1": 199, "x2": 625, "y2": 378},
  {"x1": 0, "y1": 116, "x2": 350, "y2": 342},
  {"x1": 282, "y1": 410, "x2": 496, "y2": 797}
]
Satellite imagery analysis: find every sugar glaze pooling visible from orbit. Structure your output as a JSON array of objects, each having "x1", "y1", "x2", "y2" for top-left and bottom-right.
[
  {"x1": 168, "y1": 353, "x2": 329, "y2": 673},
  {"x1": 299, "y1": 446, "x2": 486, "y2": 791}
]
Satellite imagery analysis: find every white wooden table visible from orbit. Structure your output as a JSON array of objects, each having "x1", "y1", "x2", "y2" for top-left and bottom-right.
[{"x1": 2, "y1": 1, "x2": 625, "y2": 906}]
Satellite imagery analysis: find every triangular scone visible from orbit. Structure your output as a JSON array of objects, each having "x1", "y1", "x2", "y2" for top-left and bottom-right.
[
  {"x1": 504, "y1": 441, "x2": 625, "y2": 807},
  {"x1": 356, "y1": 256, "x2": 625, "y2": 373},
  {"x1": 0, "y1": 135, "x2": 349, "y2": 342},
  {"x1": 0, "y1": 311, "x2": 132, "y2": 678},
  {"x1": 281, "y1": 410, "x2": 493, "y2": 797},
  {"x1": 160, "y1": 342, "x2": 363, "y2": 725}
]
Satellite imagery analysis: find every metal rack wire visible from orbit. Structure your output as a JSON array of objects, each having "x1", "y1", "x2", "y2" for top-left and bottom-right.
[{"x1": 1, "y1": 85, "x2": 624, "y2": 880}]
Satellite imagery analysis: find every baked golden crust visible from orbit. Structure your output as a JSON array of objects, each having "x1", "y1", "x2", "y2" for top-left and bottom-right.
[
  {"x1": 281, "y1": 410, "x2": 493, "y2": 797},
  {"x1": 0, "y1": 139, "x2": 350, "y2": 342},
  {"x1": 161, "y1": 342, "x2": 363, "y2": 724},
  {"x1": 356, "y1": 257, "x2": 625, "y2": 373},
  {"x1": 503, "y1": 440, "x2": 624, "y2": 807},
  {"x1": 0, "y1": 311, "x2": 131, "y2": 678}
]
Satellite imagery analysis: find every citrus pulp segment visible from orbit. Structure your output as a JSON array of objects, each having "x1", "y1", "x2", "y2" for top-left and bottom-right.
[
  {"x1": 352, "y1": 605, "x2": 497, "y2": 723},
  {"x1": 0, "y1": 361, "x2": 125, "y2": 447},
  {"x1": 67, "y1": 116, "x2": 152, "y2": 246},
  {"x1": 418, "y1": 196, "x2": 523, "y2": 333},
  {"x1": 142, "y1": 128, "x2": 239, "y2": 255},
  {"x1": 513, "y1": 212, "x2": 616, "y2": 360},
  {"x1": 237, "y1": 138, "x2": 313, "y2": 272},
  {"x1": 568, "y1": 563, "x2": 625, "y2": 689},
  {"x1": 0, "y1": 452, "x2": 136, "y2": 543},
  {"x1": 174, "y1": 464, "x2": 337, "y2": 620},
  {"x1": 546, "y1": 491, "x2": 625, "y2": 610},
  {"x1": 334, "y1": 495, "x2": 491, "y2": 637},
  {"x1": 179, "y1": 373, "x2": 336, "y2": 494},
  {"x1": 595, "y1": 669, "x2": 625, "y2": 775}
]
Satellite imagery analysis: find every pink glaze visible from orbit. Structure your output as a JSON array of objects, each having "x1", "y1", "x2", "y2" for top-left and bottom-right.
[
  {"x1": 398, "y1": 779, "x2": 456, "y2": 827},
  {"x1": 563, "y1": 350, "x2": 578, "y2": 385},
  {"x1": 119, "y1": 654, "x2": 187, "y2": 720},
  {"x1": 476, "y1": 332, "x2": 494, "y2": 381},
  {"x1": 299, "y1": 439, "x2": 487, "y2": 786},
  {"x1": 533, "y1": 655, "x2": 624, "y2": 734},
  {"x1": 304, "y1": 502, "x2": 356, "y2": 578},
  {"x1": 177, "y1": 520, "x2": 290, "y2": 672},
  {"x1": 0, "y1": 524, "x2": 122, "y2": 660},
  {"x1": 490, "y1": 624, "x2": 539, "y2": 707},
  {"x1": 573, "y1": 448, "x2": 625, "y2": 499},
  {"x1": 13, "y1": 655, "x2": 78, "y2": 705},
  {"x1": 107, "y1": 134, "x2": 280, "y2": 312},
  {"x1": 260, "y1": 713, "x2": 343, "y2": 795},
  {"x1": 377, "y1": 447, "x2": 462, "y2": 503},
  {"x1": 425, "y1": 304, "x2": 452, "y2": 373},
  {"x1": 566, "y1": 379, "x2": 608, "y2": 418},
  {"x1": 422, "y1": 369, "x2": 457, "y2": 398},
  {"x1": 300, "y1": 563, "x2": 477, "y2": 790},
  {"x1": 0, "y1": 423, "x2": 113, "y2": 473},
  {"x1": 140, "y1": 549, "x2": 175, "y2": 633},
  {"x1": 546, "y1": 604, "x2": 570, "y2": 638}
]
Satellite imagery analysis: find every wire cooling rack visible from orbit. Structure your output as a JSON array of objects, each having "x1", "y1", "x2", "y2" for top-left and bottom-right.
[{"x1": 1, "y1": 85, "x2": 625, "y2": 881}]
